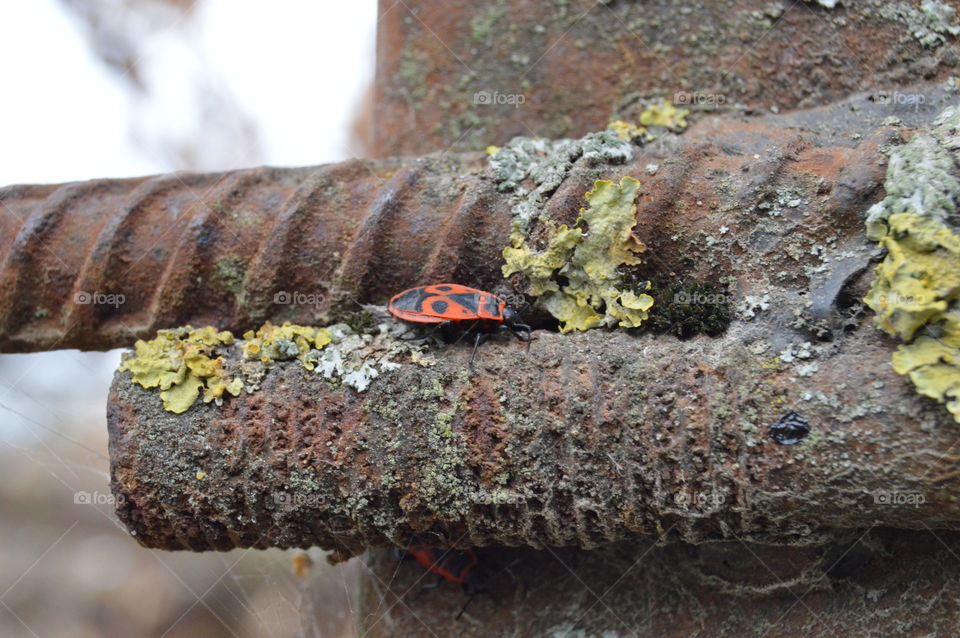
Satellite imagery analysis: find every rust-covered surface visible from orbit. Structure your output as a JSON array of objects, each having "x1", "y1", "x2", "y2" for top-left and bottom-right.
[
  {"x1": 1, "y1": 86, "x2": 954, "y2": 352},
  {"x1": 1, "y1": 0, "x2": 958, "y2": 631},
  {"x1": 104, "y1": 84, "x2": 960, "y2": 558},
  {"x1": 359, "y1": 531, "x2": 960, "y2": 636},
  {"x1": 4, "y1": 1, "x2": 960, "y2": 635},
  {"x1": 373, "y1": 0, "x2": 960, "y2": 157},
  {"x1": 0, "y1": 156, "x2": 507, "y2": 351},
  {"x1": 108, "y1": 318, "x2": 960, "y2": 555}
]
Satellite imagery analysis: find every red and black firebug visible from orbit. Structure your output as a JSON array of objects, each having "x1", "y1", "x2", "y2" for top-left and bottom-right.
[
  {"x1": 398, "y1": 547, "x2": 483, "y2": 619},
  {"x1": 387, "y1": 283, "x2": 531, "y2": 372}
]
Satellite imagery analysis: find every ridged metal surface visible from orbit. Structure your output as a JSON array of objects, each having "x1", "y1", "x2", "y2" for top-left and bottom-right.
[
  {"x1": 3, "y1": 86, "x2": 953, "y2": 353},
  {"x1": 108, "y1": 322, "x2": 960, "y2": 554},
  {"x1": 0, "y1": 155, "x2": 513, "y2": 351},
  {"x1": 373, "y1": 0, "x2": 960, "y2": 157},
  {"x1": 105, "y1": 90, "x2": 960, "y2": 555}
]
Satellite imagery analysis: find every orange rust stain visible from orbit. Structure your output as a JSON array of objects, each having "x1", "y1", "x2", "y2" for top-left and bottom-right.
[
  {"x1": 793, "y1": 148, "x2": 852, "y2": 182},
  {"x1": 461, "y1": 380, "x2": 510, "y2": 483}
]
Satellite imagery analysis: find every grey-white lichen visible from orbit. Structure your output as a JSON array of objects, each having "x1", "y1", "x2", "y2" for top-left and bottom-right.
[
  {"x1": 876, "y1": 0, "x2": 960, "y2": 48},
  {"x1": 795, "y1": 361, "x2": 821, "y2": 378},
  {"x1": 488, "y1": 129, "x2": 633, "y2": 232},
  {"x1": 313, "y1": 315, "x2": 430, "y2": 392},
  {"x1": 816, "y1": 1, "x2": 960, "y2": 48},
  {"x1": 865, "y1": 105, "x2": 960, "y2": 239},
  {"x1": 738, "y1": 294, "x2": 772, "y2": 320},
  {"x1": 779, "y1": 341, "x2": 815, "y2": 364}
]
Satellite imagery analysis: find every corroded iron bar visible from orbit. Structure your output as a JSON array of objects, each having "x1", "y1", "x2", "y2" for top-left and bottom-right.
[
  {"x1": 105, "y1": 87, "x2": 960, "y2": 553},
  {"x1": 0, "y1": 87, "x2": 949, "y2": 352},
  {"x1": 0, "y1": 155, "x2": 513, "y2": 352},
  {"x1": 373, "y1": 0, "x2": 960, "y2": 157},
  {"x1": 109, "y1": 320, "x2": 960, "y2": 555}
]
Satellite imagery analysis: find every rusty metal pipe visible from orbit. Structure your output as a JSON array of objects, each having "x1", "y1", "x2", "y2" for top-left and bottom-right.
[
  {"x1": 16, "y1": 87, "x2": 960, "y2": 556},
  {"x1": 104, "y1": 84, "x2": 960, "y2": 552},
  {"x1": 372, "y1": 0, "x2": 960, "y2": 157},
  {"x1": 0, "y1": 87, "x2": 948, "y2": 353},
  {"x1": 108, "y1": 320, "x2": 960, "y2": 556},
  {"x1": 0, "y1": 155, "x2": 512, "y2": 351}
]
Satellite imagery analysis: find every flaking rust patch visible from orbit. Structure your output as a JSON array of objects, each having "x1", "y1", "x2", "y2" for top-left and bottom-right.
[{"x1": 461, "y1": 381, "x2": 510, "y2": 483}]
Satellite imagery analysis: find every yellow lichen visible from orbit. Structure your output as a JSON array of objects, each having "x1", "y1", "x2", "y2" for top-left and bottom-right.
[
  {"x1": 865, "y1": 213, "x2": 960, "y2": 340},
  {"x1": 639, "y1": 100, "x2": 689, "y2": 131},
  {"x1": 118, "y1": 325, "x2": 241, "y2": 414},
  {"x1": 121, "y1": 321, "x2": 337, "y2": 413},
  {"x1": 242, "y1": 321, "x2": 333, "y2": 370},
  {"x1": 607, "y1": 120, "x2": 652, "y2": 142},
  {"x1": 502, "y1": 223, "x2": 582, "y2": 296},
  {"x1": 867, "y1": 217, "x2": 960, "y2": 420},
  {"x1": 502, "y1": 176, "x2": 654, "y2": 332},
  {"x1": 485, "y1": 145, "x2": 501, "y2": 155},
  {"x1": 864, "y1": 107, "x2": 960, "y2": 423},
  {"x1": 606, "y1": 101, "x2": 688, "y2": 143}
]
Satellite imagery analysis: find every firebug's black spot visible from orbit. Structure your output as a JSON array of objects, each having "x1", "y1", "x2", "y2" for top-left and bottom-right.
[
  {"x1": 431, "y1": 299, "x2": 449, "y2": 314},
  {"x1": 768, "y1": 411, "x2": 811, "y2": 445}
]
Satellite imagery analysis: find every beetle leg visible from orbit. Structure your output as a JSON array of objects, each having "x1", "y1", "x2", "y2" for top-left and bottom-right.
[
  {"x1": 455, "y1": 588, "x2": 477, "y2": 621},
  {"x1": 398, "y1": 322, "x2": 446, "y2": 342},
  {"x1": 506, "y1": 323, "x2": 533, "y2": 351},
  {"x1": 468, "y1": 332, "x2": 487, "y2": 374},
  {"x1": 450, "y1": 319, "x2": 480, "y2": 346}
]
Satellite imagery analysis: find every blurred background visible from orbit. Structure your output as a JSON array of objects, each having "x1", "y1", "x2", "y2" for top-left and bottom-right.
[{"x1": 0, "y1": 1, "x2": 376, "y2": 636}]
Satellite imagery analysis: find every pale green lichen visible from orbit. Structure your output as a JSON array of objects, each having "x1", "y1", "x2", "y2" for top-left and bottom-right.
[
  {"x1": 864, "y1": 106, "x2": 960, "y2": 422},
  {"x1": 503, "y1": 176, "x2": 654, "y2": 332},
  {"x1": 876, "y1": 0, "x2": 960, "y2": 48},
  {"x1": 470, "y1": 0, "x2": 506, "y2": 43},
  {"x1": 119, "y1": 326, "x2": 242, "y2": 414},
  {"x1": 420, "y1": 401, "x2": 472, "y2": 518},
  {"x1": 215, "y1": 257, "x2": 247, "y2": 296},
  {"x1": 864, "y1": 135, "x2": 959, "y2": 242},
  {"x1": 488, "y1": 129, "x2": 633, "y2": 231}
]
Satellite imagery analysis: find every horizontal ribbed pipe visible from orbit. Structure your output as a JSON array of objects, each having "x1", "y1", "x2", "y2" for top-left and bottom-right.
[
  {"x1": 103, "y1": 89, "x2": 960, "y2": 555},
  {"x1": 0, "y1": 155, "x2": 509, "y2": 351},
  {"x1": 108, "y1": 323, "x2": 960, "y2": 555},
  {"x1": 0, "y1": 87, "x2": 947, "y2": 352}
]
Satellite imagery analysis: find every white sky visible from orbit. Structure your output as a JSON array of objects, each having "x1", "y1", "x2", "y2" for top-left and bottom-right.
[
  {"x1": 199, "y1": 0, "x2": 377, "y2": 167},
  {"x1": 0, "y1": 7, "x2": 373, "y2": 633},
  {"x1": 0, "y1": 0, "x2": 377, "y2": 440},
  {"x1": 0, "y1": 0, "x2": 377, "y2": 184}
]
